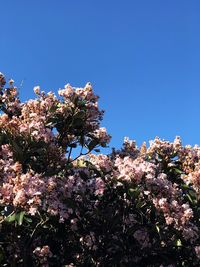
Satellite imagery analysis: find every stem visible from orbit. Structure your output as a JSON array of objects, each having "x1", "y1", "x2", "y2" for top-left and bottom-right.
[
  {"x1": 67, "y1": 146, "x2": 73, "y2": 162},
  {"x1": 70, "y1": 148, "x2": 92, "y2": 163}
]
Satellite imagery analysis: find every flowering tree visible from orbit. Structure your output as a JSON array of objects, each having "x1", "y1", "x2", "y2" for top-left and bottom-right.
[{"x1": 0, "y1": 72, "x2": 199, "y2": 267}]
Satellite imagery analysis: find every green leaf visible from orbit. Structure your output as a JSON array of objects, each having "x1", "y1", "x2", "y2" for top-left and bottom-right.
[
  {"x1": 128, "y1": 188, "x2": 140, "y2": 198},
  {"x1": 174, "y1": 168, "x2": 182, "y2": 174},
  {"x1": 4, "y1": 211, "x2": 26, "y2": 225},
  {"x1": 181, "y1": 184, "x2": 190, "y2": 190},
  {"x1": 188, "y1": 189, "x2": 196, "y2": 199},
  {"x1": 17, "y1": 211, "x2": 25, "y2": 226},
  {"x1": 186, "y1": 193, "x2": 193, "y2": 204},
  {"x1": 77, "y1": 99, "x2": 87, "y2": 107},
  {"x1": 24, "y1": 216, "x2": 33, "y2": 223},
  {"x1": 156, "y1": 225, "x2": 160, "y2": 234},
  {"x1": 5, "y1": 213, "x2": 16, "y2": 223}
]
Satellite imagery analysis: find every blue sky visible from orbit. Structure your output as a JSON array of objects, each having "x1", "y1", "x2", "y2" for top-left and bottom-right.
[{"x1": 1, "y1": 1, "x2": 200, "y2": 152}]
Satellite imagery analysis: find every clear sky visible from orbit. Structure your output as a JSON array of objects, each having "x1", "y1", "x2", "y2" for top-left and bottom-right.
[{"x1": 1, "y1": 1, "x2": 200, "y2": 152}]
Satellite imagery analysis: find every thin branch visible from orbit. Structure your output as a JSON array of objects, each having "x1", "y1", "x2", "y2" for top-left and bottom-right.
[
  {"x1": 70, "y1": 148, "x2": 92, "y2": 163},
  {"x1": 67, "y1": 146, "x2": 73, "y2": 162}
]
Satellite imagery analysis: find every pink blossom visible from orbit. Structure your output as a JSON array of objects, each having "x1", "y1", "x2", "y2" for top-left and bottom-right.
[{"x1": 94, "y1": 178, "x2": 105, "y2": 196}]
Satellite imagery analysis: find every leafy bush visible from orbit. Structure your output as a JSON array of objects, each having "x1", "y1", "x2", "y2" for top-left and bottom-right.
[{"x1": 0, "y1": 72, "x2": 199, "y2": 266}]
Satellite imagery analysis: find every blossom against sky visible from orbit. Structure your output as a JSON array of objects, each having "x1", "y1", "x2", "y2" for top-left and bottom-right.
[{"x1": 1, "y1": 0, "x2": 200, "y2": 152}]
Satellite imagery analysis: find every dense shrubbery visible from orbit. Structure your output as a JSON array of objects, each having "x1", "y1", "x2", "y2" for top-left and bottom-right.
[{"x1": 0, "y1": 72, "x2": 199, "y2": 266}]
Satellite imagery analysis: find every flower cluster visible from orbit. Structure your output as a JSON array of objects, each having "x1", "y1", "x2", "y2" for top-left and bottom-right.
[
  {"x1": 0, "y1": 72, "x2": 199, "y2": 267},
  {"x1": 33, "y1": 245, "x2": 52, "y2": 267}
]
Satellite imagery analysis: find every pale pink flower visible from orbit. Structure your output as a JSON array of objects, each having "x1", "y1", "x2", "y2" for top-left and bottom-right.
[
  {"x1": 33, "y1": 86, "x2": 40, "y2": 95},
  {"x1": 95, "y1": 178, "x2": 105, "y2": 196}
]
